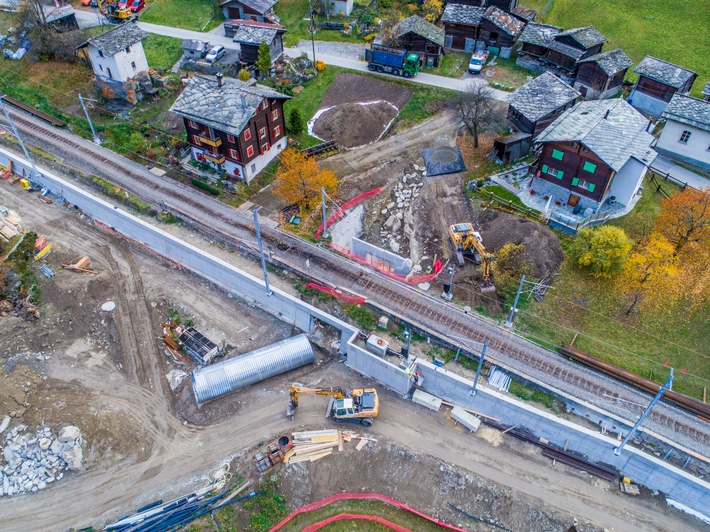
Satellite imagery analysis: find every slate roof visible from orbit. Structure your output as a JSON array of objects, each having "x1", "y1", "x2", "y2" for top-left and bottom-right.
[
  {"x1": 703, "y1": 82, "x2": 710, "y2": 98},
  {"x1": 556, "y1": 25, "x2": 607, "y2": 49},
  {"x1": 518, "y1": 23, "x2": 562, "y2": 46},
  {"x1": 536, "y1": 99, "x2": 657, "y2": 171},
  {"x1": 232, "y1": 22, "x2": 284, "y2": 45},
  {"x1": 578, "y1": 48, "x2": 633, "y2": 76},
  {"x1": 441, "y1": 3, "x2": 485, "y2": 26},
  {"x1": 508, "y1": 72, "x2": 581, "y2": 123},
  {"x1": 393, "y1": 16, "x2": 445, "y2": 47},
  {"x1": 181, "y1": 39, "x2": 210, "y2": 52},
  {"x1": 547, "y1": 40, "x2": 585, "y2": 60},
  {"x1": 46, "y1": 5, "x2": 75, "y2": 23},
  {"x1": 219, "y1": 0, "x2": 276, "y2": 14},
  {"x1": 170, "y1": 75, "x2": 289, "y2": 137},
  {"x1": 633, "y1": 56, "x2": 696, "y2": 89},
  {"x1": 661, "y1": 93, "x2": 710, "y2": 133},
  {"x1": 482, "y1": 6, "x2": 524, "y2": 38},
  {"x1": 80, "y1": 22, "x2": 148, "y2": 56}
]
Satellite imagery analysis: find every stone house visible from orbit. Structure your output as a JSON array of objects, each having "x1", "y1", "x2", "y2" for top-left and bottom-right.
[
  {"x1": 655, "y1": 94, "x2": 710, "y2": 170},
  {"x1": 629, "y1": 56, "x2": 697, "y2": 117},
  {"x1": 230, "y1": 21, "x2": 285, "y2": 66}
]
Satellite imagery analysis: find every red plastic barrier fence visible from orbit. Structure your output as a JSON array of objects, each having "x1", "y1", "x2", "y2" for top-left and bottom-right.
[
  {"x1": 269, "y1": 493, "x2": 469, "y2": 532},
  {"x1": 315, "y1": 186, "x2": 383, "y2": 239},
  {"x1": 305, "y1": 283, "x2": 366, "y2": 305},
  {"x1": 303, "y1": 513, "x2": 411, "y2": 532},
  {"x1": 329, "y1": 242, "x2": 443, "y2": 285}
]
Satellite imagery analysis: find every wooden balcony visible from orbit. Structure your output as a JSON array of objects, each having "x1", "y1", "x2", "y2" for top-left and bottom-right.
[
  {"x1": 203, "y1": 153, "x2": 225, "y2": 164},
  {"x1": 196, "y1": 134, "x2": 222, "y2": 147}
]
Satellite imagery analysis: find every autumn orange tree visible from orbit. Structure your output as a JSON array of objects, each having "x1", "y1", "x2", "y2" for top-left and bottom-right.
[
  {"x1": 273, "y1": 148, "x2": 338, "y2": 211},
  {"x1": 654, "y1": 187, "x2": 710, "y2": 256}
]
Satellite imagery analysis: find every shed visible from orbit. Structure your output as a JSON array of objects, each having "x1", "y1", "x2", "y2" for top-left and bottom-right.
[
  {"x1": 442, "y1": 3, "x2": 485, "y2": 52},
  {"x1": 630, "y1": 56, "x2": 697, "y2": 116},
  {"x1": 181, "y1": 39, "x2": 211, "y2": 60},
  {"x1": 45, "y1": 5, "x2": 79, "y2": 32},
  {"x1": 492, "y1": 132, "x2": 532, "y2": 163},
  {"x1": 191, "y1": 334, "x2": 314, "y2": 405},
  {"x1": 479, "y1": 6, "x2": 524, "y2": 58},
  {"x1": 517, "y1": 22, "x2": 561, "y2": 58},
  {"x1": 392, "y1": 16, "x2": 445, "y2": 67},
  {"x1": 220, "y1": 0, "x2": 278, "y2": 24},
  {"x1": 231, "y1": 20, "x2": 285, "y2": 65},
  {"x1": 574, "y1": 48, "x2": 632, "y2": 99}
]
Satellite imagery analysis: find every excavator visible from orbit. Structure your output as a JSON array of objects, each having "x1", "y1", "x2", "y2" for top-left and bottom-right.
[
  {"x1": 97, "y1": 0, "x2": 134, "y2": 23},
  {"x1": 449, "y1": 223, "x2": 496, "y2": 293},
  {"x1": 287, "y1": 384, "x2": 379, "y2": 426}
]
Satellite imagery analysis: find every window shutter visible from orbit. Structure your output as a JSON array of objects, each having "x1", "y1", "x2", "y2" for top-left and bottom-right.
[
  {"x1": 541, "y1": 164, "x2": 549, "y2": 174},
  {"x1": 583, "y1": 161, "x2": 596, "y2": 173},
  {"x1": 556, "y1": 170, "x2": 564, "y2": 179},
  {"x1": 551, "y1": 149, "x2": 564, "y2": 161},
  {"x1": 571, "y1": 177, "x2": 579, "y2": 186},
  {"x1": 588, "y1": 183, "x2": 595, "y2": 192}
]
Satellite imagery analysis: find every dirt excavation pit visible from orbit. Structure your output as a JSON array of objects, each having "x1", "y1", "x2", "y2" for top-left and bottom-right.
[{"x1": 309, "y1": 73, "x2": 413, "y2": 148}]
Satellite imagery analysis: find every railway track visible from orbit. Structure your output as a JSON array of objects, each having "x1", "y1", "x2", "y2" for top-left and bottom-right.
[{"x1": 4, "y1": 108, "x2": 710, "y2": 458}]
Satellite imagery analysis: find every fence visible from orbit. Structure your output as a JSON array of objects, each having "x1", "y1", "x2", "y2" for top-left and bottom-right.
[
  {"x1": 478, "y1": 189, "x2": 544, "y2": 221},
  {"x1": 649, "y1": 166, "x2": 695, "y2": 191},
  {"x1": 545, "y1": 207, "x2": 611, "y2": 233}
]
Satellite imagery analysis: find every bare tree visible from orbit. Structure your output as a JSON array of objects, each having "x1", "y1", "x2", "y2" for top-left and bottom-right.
[{"x1": 451, "y1": 82, "x2": 506, "y2": 148}]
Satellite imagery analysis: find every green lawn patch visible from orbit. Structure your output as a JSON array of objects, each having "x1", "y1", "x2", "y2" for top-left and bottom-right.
[
  {"x1": 481, "y1": 185, "x2": 527, "y2": 208},
  {"x1": 140, "y1": 0, "x2": 223, "y2": 31},
  {"x1": 422, "y1": 51, "x2": 469, "y2": 78},
  {"x1": 485, "y1": 56, "x2": 534, "y2": 91},
  {"x1": 276, "y1": 0, "x2": 363, "y2": 47},
  {"x1": 143, "y1": 34, "x2": 183, "y2": 71},
  {"x1": 523, "y1": 0, "x2": 710, "y2": 98}
]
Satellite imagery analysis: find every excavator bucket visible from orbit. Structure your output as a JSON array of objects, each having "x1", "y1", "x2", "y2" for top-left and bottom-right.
[
  {"x1": 325, "y1": 397, "x2": 335, "y2": 418},
  {"x1": 481, "y1": 283, "x2": 496, "y2": 295}
]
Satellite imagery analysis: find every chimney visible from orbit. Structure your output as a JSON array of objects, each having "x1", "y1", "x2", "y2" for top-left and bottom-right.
[
  {"x1": 216, "y1": 72, "x2": 223, "y2": 88},
  {"x1": 603, "y1": 109, "x2": 610, "y2": 120},
  {"x1": 240, "y1": 95, "x2": 246, "y2": 109}
]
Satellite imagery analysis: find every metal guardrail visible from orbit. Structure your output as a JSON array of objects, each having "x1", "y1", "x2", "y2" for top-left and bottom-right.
[{"x1": 301, "y1": 140, "x2": 339, "y2": 158}]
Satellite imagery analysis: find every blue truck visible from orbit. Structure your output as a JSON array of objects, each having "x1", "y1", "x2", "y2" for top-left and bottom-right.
[{"x1": 365, "y1": 44, "x2": 420, "y2": 78}]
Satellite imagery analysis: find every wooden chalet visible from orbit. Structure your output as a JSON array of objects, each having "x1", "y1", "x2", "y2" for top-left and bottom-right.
[
  {"x1": 544, "y1": 26, "x2": 606, "y2": 73},
  {"x1": 169, "y1": 74, "x2": 289, "y2": 184},
  {"x1": 441, "y1": 3, "x2": 485, "y2": 52},
  {"x1": 574, "y1": 48, "x2": 632, "y2": 99},
  {"x1": 230, "y1": 20, "x2": 285, "y2": 66},
  {"x1": 533, "y1": 99, "x2": 656, "y2": 211},
  {"x1": 392, "y1": 16, "x2": 445, "y2": 68},
  {"x1": 517, "y1": 23, "x2": 561, "y2": 59},
  {"x1": 220, "y1": 0, "x2": 278, "y2": 28},
  {"x1": 507, "y1": 72, "x2": 580, "y2": 138},
  {"x1": 479, "y1": 6, "x2": 525, "y2": 58},
  {"x1": 630, "y1": 56, "x2": 697, "y2": 116}
]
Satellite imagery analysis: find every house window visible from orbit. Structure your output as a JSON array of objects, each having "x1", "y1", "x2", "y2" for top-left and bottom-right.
[
  {"x1": 556, "y1": 170, "x2": 564, "y2": 180},
  {"x1": 259, "y1": 127, "x2": 267, "y2": 139},
  {"x1": 679, "y1": 130, "x2": 691, "y2": 143},
  {"x1": 125, "y1": 46, "x2": 131, "y2": 54},
  {"x1": 99, "y1": 64, "x2": 103, "y2": 71},
  {"x1": 244, "y1": 129, "x2": 251, "y2": 141},
  {"x1": 551, "y1": 149, "x2": 565, "y2": 161},
  {"x1": 571, "y1": 177, "x2": 579, "y2": 187},
  {"x1": 572, "y1": 142, "x2": 579, "y2": 149},
  {"x1": 98, "y1": 50, "x2": 104, "y2": 58},
  {"x1": 588, "y1": 183, "x2": 596, "y2": 192},
  {"x1": 251, "y1": 163, "x2": 256, "y2": 173},
  {"x1": 187, "y1": 120, "x2": 197, "y2": 129},
  {"x1": 583, "y1": 161, "x2": 597, "y2": 173},
  {"x1": 273, "y1": 125, "x2": 281, "y2": 137},
  {"x1": 582, "y1": 146, "x2": 589, "y2": 153},
  {"x1": 227, "y1": 134, "x2": 235, "y2": 143},
  {"x1": 541, "y1": 164, "x2": 549, "y2": 174},
  {"x1": 192, "y1": 135, "x2": 201, "y2": 145},
  {"x1": 131, "y1": 61, "x2": 136, "y2": 69},
  {"x1": 107, "y1": 67, "x2": 112, "y2": 79},
  {"x1": 246, "y1": 145, "x2": 254, "y2": 158},
  {"x1": 229, "y1": 148, "x2": 239, "y2": 160},
  {"x1": 271, "y1": 109, "x2": 279, "y2": 120},
  {"x1": 261, "y1": 142, "x2": 270, "y2": 153}
]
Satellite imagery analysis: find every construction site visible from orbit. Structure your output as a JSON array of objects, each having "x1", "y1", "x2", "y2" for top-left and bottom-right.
[{"x1": 1, "y1": 99, "x2": 709, "y2": 531}]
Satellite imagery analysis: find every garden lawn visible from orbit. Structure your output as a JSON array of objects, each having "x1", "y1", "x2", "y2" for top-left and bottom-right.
[
  {"x1": 515, "y1": 176, "x2": 710, "y2": 398},
  {"x1": 143, "y1": 35, "x2": 183, "y2": 71},
  {"x1": 140, "y1": 0, "x2": 223, "y2": 31},
  {"x1": 422, "y1": 51, "x2": 469, "y2": 78},
  {"x1": 276, "y1": 0, "x2": 364, "y2": 47},
  {"x1": 521, "y1": 0, "x2": 710, "y2": 97}
]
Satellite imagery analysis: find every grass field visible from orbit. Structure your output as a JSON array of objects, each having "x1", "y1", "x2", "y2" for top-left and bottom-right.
[
  {"x1": 140, "y1": 0, "x2": 223, "y2": 31},
  {"x1": 521, "y1": 0, "x2": 710, "y2": 97},
  {"x1": 276, "y1": 0, "x2": 363, "y2": 47},
  {"x1": 142, "y1": 35, "x2": 183, "y2": 70}
]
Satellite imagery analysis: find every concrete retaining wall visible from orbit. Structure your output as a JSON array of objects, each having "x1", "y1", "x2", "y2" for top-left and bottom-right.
[{"x1": 345, "y1": 343, "x2": 412, "y2": 396}]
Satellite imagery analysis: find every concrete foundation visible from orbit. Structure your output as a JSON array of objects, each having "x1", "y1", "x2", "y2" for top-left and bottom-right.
[{"x1": 412, "y1": 389, "x2": 442, "y2": 411}]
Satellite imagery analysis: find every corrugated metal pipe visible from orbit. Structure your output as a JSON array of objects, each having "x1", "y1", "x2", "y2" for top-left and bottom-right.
[{"x1": 191, "y1": 334, "x2": 315, "y2": 405}]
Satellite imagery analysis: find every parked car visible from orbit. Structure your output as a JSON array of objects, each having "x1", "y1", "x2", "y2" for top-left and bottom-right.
[
  {"x1": 468, "y1": 51, "x2": 489, "y2": 74},
  {"x1": 205, "y1": 45, "x2": 226, "y2": 64},
  {"x1": 129, "y1": 0, "x2": 144, "y2": 11}
]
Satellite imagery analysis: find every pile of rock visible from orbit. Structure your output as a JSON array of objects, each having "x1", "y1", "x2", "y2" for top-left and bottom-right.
[
  {"x1": 1, "y1": 424, "x2": 83, "y2": 496},
  {"x1": 380, "y1": 164, "x2": 425, "y2": 254}
]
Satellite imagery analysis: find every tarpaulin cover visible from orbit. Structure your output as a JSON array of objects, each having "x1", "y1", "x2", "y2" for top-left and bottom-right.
[{"x1": 315, "y1": 187, "x2": 383, "y2": 239}]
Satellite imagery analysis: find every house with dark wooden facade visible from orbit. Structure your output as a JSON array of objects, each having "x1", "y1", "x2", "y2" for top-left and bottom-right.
[
  {"x1": 543, "y1": 26, "x2": 606, "y2": 74},
  {"x1": 656, "y1": 94, "x2": 710, "y2": 170},
  {"x1": 629, "y1": 56, "x2": 697, "y2": 117},
  {"x1": 574, "y1": 48, "x2": 632, "y2": 99},
  {"x1": 517, "y1": 22, "x2": 561, "y2": 60},
  {"x1": 230, "y1": 21, "x2": 285, "y2": 66},
  {"x1": 486, "y1": 0, "x2": 517, "y2": 12},
  {"x1": 392, "y1": 16, "x2": 445, "y2": 68},
  {"x1": 478, "y1": 6, "x2": 524, "y2": 58},
  {"x1": 507, "y1": 72, "x2": 580, "y2": 138},
  {"x1": 220, "y1": 0, "x2": 278, "y2": 28},
  {"x1": 170, "y1": 74, "x2": 289, "y2": 184},
  {"x1": 441, "y1": 4, "x2": 485, "y2": 52},
  {"x1": 532, "y1": 99, "x2": 656, "y2": 213}
]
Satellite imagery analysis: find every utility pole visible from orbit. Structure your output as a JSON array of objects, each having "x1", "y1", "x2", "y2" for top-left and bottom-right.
[
  {"x1": 252, "y1": 207, "x2": 273, "y2": 297},
  {"x1": 309, "y1": 8, "x2": 317, "y2": 65},
  {"x1": 505, "y1": 275, "x2": 526, "y2": 328},
  {"x1": 78, "y1": 94, "x2": 101, "y2": 145},
  {"x1": 0, "y1": 97, "x2": 41, "y2": 183},
  {"x1": 442, "y1": 265, "x2": 455, "y2": 301},
  {"x1": 614, "y1": 369, "x2": 674, "y2": 455},
  {"x1": 470, "y1": 342, "x2": 487, "y2": 396},
  {"x1": 321, "y1": 187, "x2": 328, "y2": 238}
]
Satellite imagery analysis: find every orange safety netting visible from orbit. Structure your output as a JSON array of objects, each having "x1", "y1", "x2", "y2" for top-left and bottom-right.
[
  {"x1": 330, "y1": 241, "x2": 443, "y2": 285},
  {"x1": 315, "y1": 187, "x2": 383, "y2": 239},
  {"x1": 305, "y1": 283, "x2": 366, "y2": 305}
]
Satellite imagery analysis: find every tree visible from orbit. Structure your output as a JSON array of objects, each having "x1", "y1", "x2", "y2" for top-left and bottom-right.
[
  {"x1": 451, "y1": 82, "x2": 506, "y2": 148},
  {"x1": 13, "y1": 0, "x2": 86, "y2": 63},
  {"x1": 237, "y1": 69, "x2": 251, "y2": 81},
  {"x1": 317, "y1": 0, "x2": 333, "y2": 19},
  {"x1": 654, "y1": 187, "x2": 710, "y2": 256},
  {"x1": 288, "y1": 108, "x2": 305, "y2": 136},
  {"x1": 273, "y1": 148, "x2": 338, "y2": 210},
  {"x1": 421, "y1": 0, "x2": 443, "y2": 22},
  {"x1": 256, "y1": 41, "x2": 272, "y2": 78},
  {"x1": 569, "y1": 225, "x2": 632, "y2": 278},
  {"x1": 617, "y1": 233, "x2": 679, "y2": 316},
  {"x1": 491, "y1": 243, "x2": 535, "y2": 299}
]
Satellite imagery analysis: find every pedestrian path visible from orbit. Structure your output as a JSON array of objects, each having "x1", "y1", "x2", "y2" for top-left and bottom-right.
[{"x1": 651, "y1": 154, "x2": 710, "y2": 190}]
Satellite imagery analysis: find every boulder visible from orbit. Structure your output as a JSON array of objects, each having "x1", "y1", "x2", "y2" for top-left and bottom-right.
[
  {"x1": 61, "y1": 445, "x2": 83, "y2": 471},
  {"x1": 383, "y1": 214, "x2": 397, "y2": 230},
  {"x1": 38, "y1": 438, "x2": 51, "y2": 450},
  {"x1": 58, "y1": 426, "x2": 81, "y2": 444}
]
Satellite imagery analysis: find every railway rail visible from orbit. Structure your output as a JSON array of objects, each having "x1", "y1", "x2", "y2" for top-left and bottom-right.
[
  {"x1": 0, "y1": 94, "x2": 67, "y2": 128},
  {"x1": 3, "y1": 107, "x2": 710, "y2": 460}
]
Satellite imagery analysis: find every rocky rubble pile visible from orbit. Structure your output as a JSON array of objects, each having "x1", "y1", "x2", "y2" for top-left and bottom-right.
[
  {"x1": 1, "y1": 424, "x2": 83, "y2": 496},
  {"x1": 380, "y1": 164, "x2": 425, "y2": 255}
]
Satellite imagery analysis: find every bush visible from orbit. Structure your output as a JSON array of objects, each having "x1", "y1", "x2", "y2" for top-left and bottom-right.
[
  {"x1": 345, "y1": 304, "x2": 376, "y2": 331},
  {"x1": 191, "y1": 178, "x2": 220, "y2": 196},
  {"x1": 569, "y1": 225, "x2": 632, "y2": 278},
  {"x1": 315, "y1": 60, "x2": 327, "y2": 72},
  {"x1": 363, "y1": 33, "x2": 376, "y2": 42},
  {"x1": 238, "y1": 68, "x2": 251, "y2": 81}
]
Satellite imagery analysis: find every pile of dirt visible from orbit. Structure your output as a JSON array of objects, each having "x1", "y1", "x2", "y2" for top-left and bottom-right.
[
  {"x1": 312, "y1": 101, "x2": 399, "y2": 148},
  {"x1": 474, "y1": 210, "x2": 565, "y2": 277},
  {"x1": 319, "y1": 73, "x2": 412, "y2": 110}
]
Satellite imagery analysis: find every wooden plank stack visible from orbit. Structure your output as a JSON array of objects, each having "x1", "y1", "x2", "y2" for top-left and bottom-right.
[{"x1": 284, "y1": 430, "x2": 341, "y2": 464}]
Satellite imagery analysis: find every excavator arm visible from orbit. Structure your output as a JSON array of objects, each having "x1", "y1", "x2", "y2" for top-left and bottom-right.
[{"x1": 287, "y1": 385, "x2": 345, "y2": 419}]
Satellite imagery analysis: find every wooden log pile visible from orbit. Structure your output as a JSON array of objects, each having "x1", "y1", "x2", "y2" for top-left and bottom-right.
[{"x1": 282, "y1": 429, "x2": 377, "y2": 465}]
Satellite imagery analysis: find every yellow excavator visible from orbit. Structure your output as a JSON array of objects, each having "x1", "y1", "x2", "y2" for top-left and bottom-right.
[
  {"x1": 98, "y1": 0, "x2": 134, "y2": 22},
  {"x1": 449, "y1": 223, "x2": 496, "y2": 293},
  {"x1": 287, "y1": 384, "x2": 379, "y2": 427}
]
